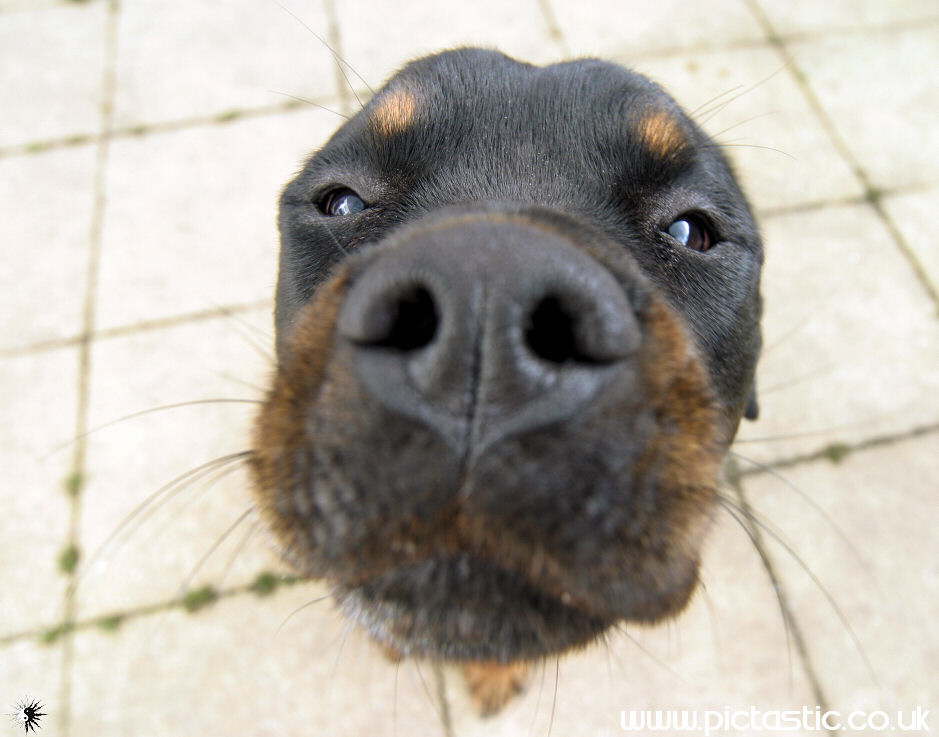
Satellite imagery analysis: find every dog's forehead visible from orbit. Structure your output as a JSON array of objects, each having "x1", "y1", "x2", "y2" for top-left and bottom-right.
[{"x1": 328, "y1": 49, "x2": 699, "y2": 182}]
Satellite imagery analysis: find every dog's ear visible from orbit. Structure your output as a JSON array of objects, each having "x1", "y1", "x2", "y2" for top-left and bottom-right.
[{"x1": 744, "y1": 389, "x2": 759, "y2": 421}]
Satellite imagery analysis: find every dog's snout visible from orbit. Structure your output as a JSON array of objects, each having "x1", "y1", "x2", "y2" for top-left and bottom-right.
[{"x1": 338, "y1": 215, "x2": 641, "y2": 455}]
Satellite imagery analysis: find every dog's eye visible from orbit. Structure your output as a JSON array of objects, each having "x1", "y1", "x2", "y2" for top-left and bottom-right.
[
  {"x1": 319, "y1": 188, "x2": 366, "y2": 216},
  {"x1": 666, "y1": 215, "x2": 713, "y2": 252}
]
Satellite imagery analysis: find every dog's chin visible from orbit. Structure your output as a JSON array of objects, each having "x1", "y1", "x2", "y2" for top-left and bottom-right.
[{"x1": 332, "y1": 553, "x2": 694, "y2": 662}]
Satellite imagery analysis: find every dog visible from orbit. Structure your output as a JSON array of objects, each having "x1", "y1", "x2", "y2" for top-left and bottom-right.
[{"x1": 250, "y1": 47, "x2": 763, "y2": 716}]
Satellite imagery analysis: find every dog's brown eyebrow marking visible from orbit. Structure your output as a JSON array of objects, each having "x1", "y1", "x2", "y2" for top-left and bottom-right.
[
  {"x1": 637, "y1": 109, "x2": 687, "y2": 158},
  {"x1": 371, "y1": 88, "x2": 418, "y2": 136}
]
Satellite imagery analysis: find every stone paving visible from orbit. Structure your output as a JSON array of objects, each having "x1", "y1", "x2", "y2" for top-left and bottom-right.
[{"x1": 1, "y1": 1, "x2": 937, "y2": 734}]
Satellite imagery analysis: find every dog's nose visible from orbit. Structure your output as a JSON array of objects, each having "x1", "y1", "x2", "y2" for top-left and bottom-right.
[{"x1": 338, "y1": 215, "x2": 641, "y2": 456}]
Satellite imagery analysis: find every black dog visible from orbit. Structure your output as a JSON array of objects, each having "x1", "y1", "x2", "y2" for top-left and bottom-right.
[{"x1": 251, "y1": 48, "x2": 762, "y2": 715}]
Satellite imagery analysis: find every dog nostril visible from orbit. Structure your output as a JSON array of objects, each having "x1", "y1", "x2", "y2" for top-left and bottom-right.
[
  {"x1": 524, "y1": 295, "x2": 583, "y2": 364},
  {"x1": 370, "y1": 285, "x2": 439, "y2": 351}
]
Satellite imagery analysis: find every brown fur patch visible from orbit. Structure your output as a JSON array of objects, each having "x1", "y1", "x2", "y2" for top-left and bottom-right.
[
  {"x1": 250, "y1": 268, "x2": 350, "y2": 564},
  {"x1": 462, "y1": 661, "x2": 531, "y2": 717},
  {"x1": 637, "y1": 109, "x2": 687, "y2": 158},
  {"x1": 371, "y1": 88, "x2": 418, "y2": 136}
]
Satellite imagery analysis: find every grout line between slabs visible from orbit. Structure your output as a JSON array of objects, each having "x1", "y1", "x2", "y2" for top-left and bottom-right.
[
  {"x1": 537, "y1": 0, "x2": 570, "y2": 57},
  {"x1": 744, "y1": 0, "x2": 939, "y2": 310},
  {"x1": 58, "y1": 0, "x2": 120, "y2": 732}
]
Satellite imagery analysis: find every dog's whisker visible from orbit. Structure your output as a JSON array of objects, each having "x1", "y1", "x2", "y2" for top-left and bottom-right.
[
  {"x1": 271, "y1": 0, "x2": 374, "y2": 102},
  {"x1": 696, "y1": 66, "x2": 785, "y2": 126},
  {"x1": 689, "y1": 84, "x2": 744, "y2": 118},
  {"x1": 716, "y1": 494, "x2": 878, "y2": 687},
  {"x1": 546, "y1": 657, "x2": 559, "y2": 737},
  {"x1": 274, "y1": 593, "x2": 332, "y2": 637},
  {"x1": 707, "y1": 109, "x2": 780, "y2": 140},
  {"x1": 76, "y1": 451, "x2": 252, "y2": 585},
  {"x1": 615, "y1": 622, "x2": 687, "y2": 683},
  {"x1": 137, "y1": 459, "x2": 249, "y2": 550},
  {"x1": 695, "y1": 572, "x2": 726, "y2": 673},
  {"x1": 727, "y1": 451, "x2": 876, "y2": 583},
  {"x1": 217, "y1": 517, "x2": 262, "y2": 588},
  {"x1": 758, "y1": 364, "x2": 834, "y2": 395},
  {"x1": 42, "y1": 400, "x2": 260, "y2": 461},
  {"x1": 527, "y1": 658, "x2": 548, "y2": 737},
  {"x1": 706, "y1": 141, "x2": 796, "y2": 159},
  {"x1": 177, "y1": 505, "x2": 257, "y2": 596},
  {"x1": 268, "y1": 89, "x2": 350, "y2": 119},
  {"x1": 716, "y1": 496, "x2": 796, "y2": 681}
]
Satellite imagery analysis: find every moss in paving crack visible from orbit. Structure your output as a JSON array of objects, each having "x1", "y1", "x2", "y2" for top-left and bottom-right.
[
  {"x1": 64, "y1": 470, "x2": 84, "y2": 497},
  {"x1": 250, "y1": 571, "x2": 280, "y2": 597},
  {"x1": 822, "y1": 442, "x2": 851, "y2": 464},
  {"x1": 96, "y1": 614, "x2": 124, "y2": 632},
  {"x1": 216, "y1": 109, "x2": 243, "y2": 123},
  {"x1": 40, "y1": 622, "x2": 74, "y2": 645},
  {"x1": 57, "y1": 544, "x2": 81, "y2": 575},
  {"x1": 25, "y1": 141, "x2": 51, "y2": 154},
  {"x1": 182, "y1": 585, "x2": 218, "y2": 613}
]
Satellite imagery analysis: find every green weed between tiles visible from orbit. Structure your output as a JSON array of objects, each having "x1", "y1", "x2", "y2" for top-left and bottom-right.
[
  {"x1": 821, "y1": 442, "x2": 852, "y2": 464},
  {"x1": 64, "y1": 471, "x2": 84, "y2": 497},
  {"x1": 96, "y1": 614, "x2": 124, "y2": 633},
  {"x1": 57, "y1": 545, "x2": 80, "y2": 575},
  {"x1": 250, "y1": 572, "x2": 280, "y2": 597},
  {"x1": 40, "y1": 622, "x2": 74, "y2": 645},
  {"x1": 215, "y1": 110, "x2": 243, "y2": 124},
  {"x1": 182, "y1": 585, "x2": 218, "y2": 613}
]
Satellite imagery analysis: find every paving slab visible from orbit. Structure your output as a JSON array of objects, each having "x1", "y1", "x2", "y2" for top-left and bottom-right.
[
  {"x1": 0, "y1": 348, "x2": 76, "y2": 636},
  {"x1": 0, "y1": 2, "x2": 106, "y2": 148},
  {"x1": 753, "y1": 0, "x2": 939, "y2": 36},
  {"x1": 113, "y1": 0, "x2": 337, "y2": 129},
  {"x1": 94, "y1": 106, "x2": 340, "y2": 332},
  {"x1": 69, "y1": 582, "x2": 451, "y2": 736},
  {"x1": 733, "y1": 203, "x2": 939, "y2": 466},
  {"x1": 739, "y1": 433, "x2": 939, "y2": 729},
  {"x1": 785, "y1": 26, "x2": 939, "y2": 192},
  {"x1": 334, "y1": 0, "x2": 565, "y2": 90},
  {"x1": 0, "y1": 144, "x2": 97, "y2": 352},
  {"x1": 76, "y1": 310, "x2": 278, "y2": 619},
  {"x1": 550, "y1": 0, "x2": 764, "y2": 60},
  {"x1": 0, "y1": 639, "x2": 62, "y2": 734}
]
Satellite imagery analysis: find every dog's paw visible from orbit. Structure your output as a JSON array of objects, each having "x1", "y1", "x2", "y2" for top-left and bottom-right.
[{"x1": 462, "y1": 661, "x2": 531, "y2": 717}]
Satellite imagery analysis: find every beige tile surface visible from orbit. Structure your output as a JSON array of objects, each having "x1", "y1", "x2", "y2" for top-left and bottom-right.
[
  {"x1": 0, "y1": 348, "x2": 76, "y2": 636},
  {"x1": 69, "y1": 582, "x2": 451, "y2": 737},
  {"x1": 0, "y1": 640, "x2": 61, "y2": 732},
  {"x1": 77, "y1": 311, "x2": 276, "y2": 619},
  {"x1": 734, "y1": 203, "x2": 939, "y2": 465},
  {"x1": 786, "y1": 26, "x2": 939, "y2": 192},
  {"x1": 335, "y1": 0, "x2": 566, "y2": 89},
  {"x1": 0, "y1": 144, "x2": 96, "y2": 351},
  {"x1": 0, "y1": 2, "x2": 106, "y2": 147},
  {"x1": 94, "y1": 108, "x2": 338, "y2": 332},
  {"x1": 113, "y1": 0, "x2": 337, "y2": 128},
  {"x1": 752, "y1": 0, "x2": 939, "y2": 35},
  {"x1": 551, "y1": 0, "x2": 765, "y2": 59},
  {"x1": 741, "y1": 434, "x2": 939, "y2": 721}
]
